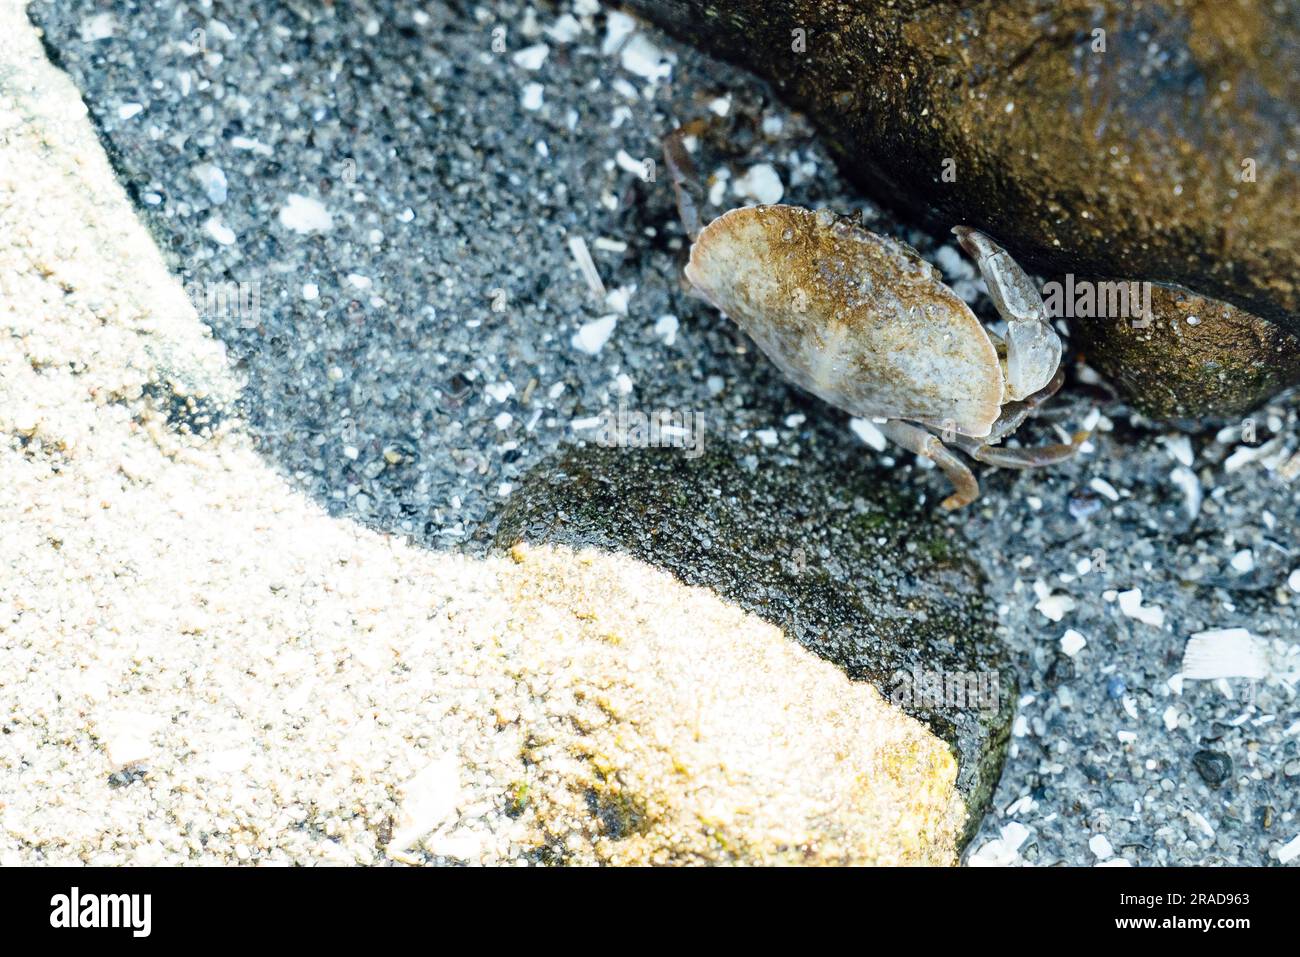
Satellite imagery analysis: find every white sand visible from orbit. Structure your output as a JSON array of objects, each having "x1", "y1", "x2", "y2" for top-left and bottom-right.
[{"x1": 0, "y1": 0, "x2": 962, "y2": 865}]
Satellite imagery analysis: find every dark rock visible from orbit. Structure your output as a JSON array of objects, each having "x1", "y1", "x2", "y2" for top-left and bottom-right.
[
  {"x1": 1072, "y1": 284, "x2": 1300, "y2": 419},
  {"x1": 625, "y1": 0, "x2": 1300, "y2": 412},
  {"x1": 1192, "y1": 748, "x2": 1233, "y2": 788},
  {"x1": 484, "y1": 441, "x2": 1016, "y2": 842},
  {"x1": 1044, "y1": 653, "x2": 1075, "y2": 687}
]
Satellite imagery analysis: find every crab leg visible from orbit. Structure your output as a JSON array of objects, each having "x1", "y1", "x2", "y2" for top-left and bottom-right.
[
  {"x1": 952, "y1": 226, "x2": 1062, "y2": 401},
  {"x1": 954, "y1": 366, "x2": 1090, "y2": 467},
  {"x1": 963, "y1": 437, "x2": 1085, "y2": 469},
  {"x1": 983, "y1": 366, "x2": 1066, "y2": 444},
  {"x1": 663, "y1": 127, "x2": 704, "y2": 241},
  {"x1": 879, "y1": 420, "x2": 981, "y2": 511}
]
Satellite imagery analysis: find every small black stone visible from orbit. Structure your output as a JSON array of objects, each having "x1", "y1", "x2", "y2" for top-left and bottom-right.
[
  {"x1": 107, "y1": 767, "x2": 147, "y2": 789},
  {"x1": 1044, "y1": 653, "x2": 1075, "y2": 687},
  {"x1": 444, "y1": 372, "x2": 472, "y2": 405},
  {"x1": 1192, "y1": 749, "x2": 1232, "y2": 788}
]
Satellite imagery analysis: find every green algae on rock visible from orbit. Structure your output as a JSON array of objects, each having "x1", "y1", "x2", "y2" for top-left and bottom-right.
[
  {"x1": 624, "y1": 0, "x2": 1300, "y2": 412},
  {"x1": 486, "y1": 443, "x2": 1016, "y2": 854}
]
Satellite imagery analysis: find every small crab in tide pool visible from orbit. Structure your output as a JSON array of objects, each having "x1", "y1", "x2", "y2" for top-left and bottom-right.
[{"x1": 664, "y1": 129, "x2": 1087, "y2": 509}]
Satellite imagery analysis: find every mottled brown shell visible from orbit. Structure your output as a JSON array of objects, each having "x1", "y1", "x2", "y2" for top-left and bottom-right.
[{"x1": 686, "y1": 205, "x2": 1004, "y2": 437}]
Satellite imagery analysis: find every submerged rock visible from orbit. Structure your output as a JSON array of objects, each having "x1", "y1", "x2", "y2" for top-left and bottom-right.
[
  {"x1": 485, "y1": 443, "x2": 1015, "y2": 859},
  {"x1": 626, "y1": 0, "x2": 1300, "y2": 412}
]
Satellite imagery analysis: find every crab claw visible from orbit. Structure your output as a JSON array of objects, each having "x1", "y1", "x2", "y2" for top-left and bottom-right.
[{"x1": 952, "y1": 226, "x2": 1062, "y2": 401}]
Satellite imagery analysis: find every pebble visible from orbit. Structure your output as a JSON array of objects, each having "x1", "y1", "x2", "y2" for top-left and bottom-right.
[
  {"x1": 1279, "y1": 835, "x2": 1300, "y2": 865},
  {"x1": 544, "y1": 14, "x2": 582, "y2": 44},
  {"x1": 277, "y1": 194, "x2": 333, "y2": 234},
  {"x1": 1036, "y1": 592, "x2": 1076, "y2": 622},
  {"x1": 933, "y1": 244, "x2": 976, "y2": 280},
  {"x1": 96, "y1": 711, "x2": 161, "y2": 769},
  {"x1": 1169, "y1": 466, "x2": 1202, "y2": 517},
  {"x1": 602, "y1": 10, "x2": 637, "y2": 55},
  {"x1": 1067, "y1": 488, "x2": 1103, "y2": 520},
  {"x1": 1230, "y1": 549, "x2": 1255, "y2": 574},
  {"x1": 849, "y1": 418, "x2": 887, "y2": 452},
  {"x1": 732, "y1": 163, "x2": 785, "y2": 204},
  {"x1": 1190, "y1": 748, "x2": 1227, "y2": 785},
  {"x1": 228, "y1": 135, "x2": 273, "y2": 156},
  {"x1": 11, "y1": 406, "x2": 40, "y2": 436},
  {"x1": 511, "y1": 43, "x2": 549, "y2": 70},
  {"x1": 1089, "y1": 477, "x2": 1120, "y2": 501},
  {"x1": 203, "y1": 217, "x2": 235, "y2": 245},
  {"x1": 615, "y1": 149, "x2": 645, "y2": 176},
  {"x1": 653, "y1": 314, "x2": 679, "y2": 345},
  {"x1": 484, "y1": 381, "x2": 515, "y2": 403},
  {"x1": 619, "y1": 34, "x2": 672, "y2": 81},
  {"x1": 1162, "y1": 706, "x2": 1180, "y2": 731},
  {"x1": 1117, "y1": 588, "x2": 1164, "y2": 627},
  {"x1": 79, "y1": 12, "x2": 115, "y2": 41},
  {"x1": 520, "y1": 82, "x2": 544, "y2": 111},
  {"x1": 389, "y1": 757, "x2": 461, "y2": 852},
  {"x1": 1161, "y1": 433, "x2": 1194, "y2": 467},
  {"x1": 1088, "y1": 834, "x2": 1114, "y2": 859},
  {"x1": 570, "y1": 314, "x2": 618, "y2": 355},
  {"x1": 968, "y1": 822, "x2": 1031, "y2": 866},
  {"x1": 192, "y1": 163, "x2": 228, "y2": 204},
  {"x1": 1060, "y1": 629, "x2": 1087, "y2": 657}
]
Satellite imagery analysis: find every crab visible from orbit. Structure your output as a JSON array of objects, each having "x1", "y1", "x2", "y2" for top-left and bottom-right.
[{"x1": 664, "y1": 129, "x2": 1085, "y2": 509}]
